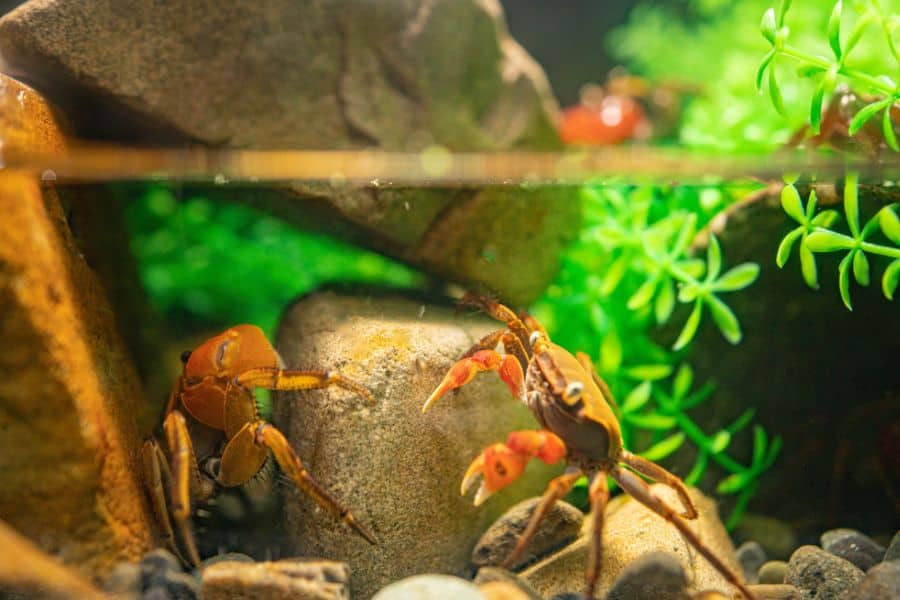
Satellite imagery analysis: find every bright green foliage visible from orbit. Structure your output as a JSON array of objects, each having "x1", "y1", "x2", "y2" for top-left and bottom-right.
[
  {"x1": 125, "y1": 185, "x2": 422, "y2": 334},
  {"x1": 536, "y1": 183, "x2": 779, "y2": 527},
  {"x1": 777, "y1": 173, "x2": 900, "y2": 308},
  {"x1": 758, "y1": 0, "x2": 900, "y2": 149}
]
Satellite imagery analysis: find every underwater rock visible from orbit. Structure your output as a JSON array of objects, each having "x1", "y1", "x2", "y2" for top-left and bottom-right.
[
  {"x1": 472, "y1": 497, "x2": 583, "y2": 571},
  {"x1": 273, "y1": 291, "x2": 558, "y2": 597},
  {"x1": 819, "y1": 527, "x2": 885, "y2": 571},
  {"x1": 785, "y1": 545, "x2": 864, "y2": 600},
  {"x1": 605, "y1": 551, "x2": 689, "y2": 600},
  {"x1": 732, "y1": 514, "x2": 797, "y2": 562},
  {"x1": 518, "y1": 484, "x2": 743, "y2": 599},
  {"x1": 103, "y1": 561, "x2": 142, "y2": 598},
  {"x1": 744, "y1": 584, "x2": 803, "y2": 599},
  {"x1": 479, "y1": 580, "x2": 533, "y2": 600},
  {"x1": 139, "y1": 549, "x2": 199, "y2": 600},
  {"x1": 843, "y1": 560, "x2": 900, "y2": 600},
  {"x1": 735, "y1": 541, "x2": 767, "y2": 584},
  {"x1": 0, "y1": 174, "x2": 154, "y2": 579},
  {"x1": 372, "y1": 574, "x2": 485, "y2": 600},
  {"x1": 757, "y1": 560, "x2": 788, "y2": 585},
  {"x1": 0, "y1": 519, "x2": 108, "y2": 600},
  {"x1": 0, "y1": 0, "x2": 559, "y2": 149},
  {"x1": 473, "y1": 567, "x2": 542, "y2": 599},
  {"x1": 0, "y1": 72, "x2": 68, "y2": 156},
  {"x1": 201, "y1": 559, "x2": 349, "y2": 600},
  {"x1": 885, "y1": 531, "x2": 900, "y2": 562}
]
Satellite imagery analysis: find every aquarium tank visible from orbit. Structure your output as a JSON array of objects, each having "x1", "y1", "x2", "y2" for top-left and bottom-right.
[{"x1": 0, "y1": 1, "x2": 897, "y2": 599}]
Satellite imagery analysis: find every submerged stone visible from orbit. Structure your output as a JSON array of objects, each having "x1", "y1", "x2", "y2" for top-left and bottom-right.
[
  {"x1": 819, "y1": 527, "x2": 885, "y2": 571},
  {"x1": 605, "y1": 551, "x2": 689, "y2": 600},
  {"x1": 201, "y1": 559, "x2": 349, "y2": 600},
  {"x1": 786, "y1": 545, "x2": 864, "y2": 600}
]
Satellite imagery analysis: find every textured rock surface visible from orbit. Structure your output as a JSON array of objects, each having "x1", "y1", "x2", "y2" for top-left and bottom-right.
[
  {"x1": 0, "y1": 519, "x2": 107, "y2": 600},
  {"x1": 0, "y1": 174, "x2": 154, "y2": 579},
  {"x1": 0, "y1": 0, "x2": 559, "y2": 149},
  {"x1": 372, "y1": 574, "x2": 486, "y2": 600},
  {"x1": 819, "y1": 527, "x2": 885, "y2": 571},
  {"x1": 843, "y1": 560, "x2": 900, "y2": 600},
  {"x1": 472, "y1": 497, "x2": 583, "y2": 571},
  {"x1": 473, "y1": 567, "x2": 541, "y2": 599},
  {"x1": 606, "y1": 551, "x2": 689, "y2": 600},
  {"x1": 202, "y1": 559, "x2": 349, "y2": 600},
  {"x1": 0, "y1": 72, "x2": 67, "y2": 156},
  {"x1": 519, "y1": 484, "x2": 743, "y2": 599},
  {"x1": 744, "y1": 584, "x2": 803, "y2": 599},
  {"x1": 757, "y1": 560, "x2": 788, "y2": 585},
  {"x1": 785, "y1": 545, "x2": 864, "y2": 600},
  {"x1": 735, "y1": 541, "x2": 767, "y2": 584},
  {"x1": 273, "y1": 291, "x2": 559, "y2": 597}
]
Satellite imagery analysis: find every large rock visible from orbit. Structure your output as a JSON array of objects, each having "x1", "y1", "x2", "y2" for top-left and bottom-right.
[
  {"x1": 273, "y1": 291, "x2": 561, "y2": 597},
  {"x1": 519, "y1": 484, "x2": 744, "y2": 599},
  {"x1": 0, "y1": 174, "x2": 154, "y2": 579},
  {"x1": 0, "y1": 72, "x2": 67, "y2": 156},
  {"x1": 0, "y1": 0, "x2": 559, "y2": 149}
]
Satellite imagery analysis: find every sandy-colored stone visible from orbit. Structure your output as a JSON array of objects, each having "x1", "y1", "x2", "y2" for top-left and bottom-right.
[
  {"x1": 273, "y1": 291, "x2": 561, "y2": 597},
  {"x1": 0, "y1": 174, "x2": 154, "y2": 579},
  {"x1": 0, "y1": 72, "x2": 67, "y2": 157},
  {"x1": 519, "y1": 484, "x2": 744, "y2": 599},
  {"x1": 479, "y1": 580, "x2": 533, "y2": 600},
  {"x1": 473, "y1": 567, "x2": 541, "y2": 599},
  {"x1": 201, "y1": 559, "x2": 349, "y2": 600},
  {"x1": 0, "y1": 519, "x2": 108, "y2": 600}
]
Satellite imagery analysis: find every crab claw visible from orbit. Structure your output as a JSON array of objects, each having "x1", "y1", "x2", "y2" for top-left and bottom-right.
[
  {"x1": 460, "y1": 442, "x2": 528, "y2": 506},
  {"x1": 423, "y1": 351, "x2": 502, "y2": 413}
]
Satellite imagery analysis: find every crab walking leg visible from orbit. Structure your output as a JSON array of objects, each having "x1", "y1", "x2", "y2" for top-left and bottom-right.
[
  {"x1": 254, "y1": 422, "x2": 377, "y2": 545},
  {"x1": 620, "y1": 450, "x2": 698, "y2": 519},
  {"x1": 162, "y1": 410, "x2": 203, "y2": 566},
  {"x1": 610, "y1": 466, "x2": 755, "y2": 600},
  {"x1": 501, "y1": 470, "x2": 582, "y2": 569},
  {"x1": 585, "y1": 473, "x2": 610, "y2": 600},
  {"x1": 459, "y1": 293, "x2": 532, "y2": 351},
  {"x1": 140, "y1": 439, "x2": 188, "y2": 565},
  {"x1": 423, "y1": 349, "x2": 525, "y2": 412},
  {"x1": 462, "y1": 430, "x2": 567, "y2": 506},
  {"x1": 236, "y1": 367, "x2": 373, "y2": 403}
]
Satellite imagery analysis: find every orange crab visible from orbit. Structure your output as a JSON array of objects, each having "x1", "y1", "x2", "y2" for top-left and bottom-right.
[
  {"x1": 141, "y1": 324, "x2": 376, "y2": 565},
  {"x1": 422, "y1": 296, "x2": 753, "y2": 600}
]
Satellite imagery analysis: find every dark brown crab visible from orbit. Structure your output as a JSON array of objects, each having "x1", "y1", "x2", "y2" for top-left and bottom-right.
[{"x1": 422, "y1": 295, "x2": 753, "y2": 599}]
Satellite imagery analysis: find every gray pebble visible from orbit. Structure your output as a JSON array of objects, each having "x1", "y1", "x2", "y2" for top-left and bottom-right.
[
  {"x1": 842, "y1": 560, "x2": 900, "y2": 600},
  {"x1": 757, "y1": 560, "x2": 788, "y2": 584},
  {"x1": 736, "y1": 541, "x2": 767, "y2": 584},
  {"x1": 884, "y1": 530, "x2": 900, "y2": 562},
  {"x1": 549, "y1": 594, "x2": 583, "y2": 600},
  {"x1": 786, "y1": 545, "x2": 864, "y2": 600},
  {"x1": 820, "y1": 528, "x2": 885, "y2": 571},
  {"x1": 103, "y1": 562, "x2": 141, "y2": 597},
  {"x1": 140, "y1": 549, "x2": 182, "y2": 577},
  {"x1": 372, "y1": 574, "x2": 485, "y2": 599},
  {"x1": 606, "y1": 552, "x2": 689, "y2": 600}
]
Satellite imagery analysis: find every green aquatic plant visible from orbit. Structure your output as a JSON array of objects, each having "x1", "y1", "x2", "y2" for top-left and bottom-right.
[
  {"x1": 777, "y1": 172, "x2": 900, "y2": 307},
  {"x1": 757, "y1": 0, "x2": 900, "y2": 147},
  {"x1": 536, "y1": 183, "x2": 780, "y2": 527}
]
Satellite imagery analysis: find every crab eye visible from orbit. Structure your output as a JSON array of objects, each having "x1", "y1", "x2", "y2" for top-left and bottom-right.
[
  {"x1": 564, "y1": 381, "x2": 584, "y2": 402},
  {"x1": 529, "y1": 331, "x2": 541, "y2": 346},
  {"x1": 180, "y1": 350, "x2": 192, "y2": 364}
]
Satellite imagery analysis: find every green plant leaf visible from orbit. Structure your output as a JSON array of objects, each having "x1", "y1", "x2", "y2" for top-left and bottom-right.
[
  {"x1": 679, "y1": 258, "x2": 706, "y2": 279},
  {"x1": 777, "y1": 228, "x2": 803, "y2": 267},
  {"x1": 884, "y1": 106, "x2": 899, "y2": 152},
  {"x1": 757, "y1": 49, "x2": 776, "y2": 91},
  {"x1": 710, "y1": 430, "x2": 732, "y2": 454},
  {"x1": 717, "y1": 470, "x2": 757, "y2": 494},
  {"x1": 776, "y1": 0, "x2": 792, "y2": 27},
  {"x1": 714, "y1": 263, "x2": 761, "y2": 292},
  {"x1": 655, "y1": 278, "x2": 676, "y2": 323},
  {"x1": 601, "y1": 255, "x2": 630, "y2": 296},
  {"x1": 641, "y1": 432, "x2": 686, "y2": 462},
  {"x1": 883, "y1": 259, "x2": 900, "y2": 300},
  {"x1": 628, "y1": 275, "x2": 660, "y2": 310},
  {"x1": 780, "y1": 184, "x2": 806, "y2": 223},
  {"x1": 761, "y1": 8, "x2": 777, "y2": 44},
  {"x1": 707, "y1": 294, "x2": 742, "y2": 344},
  {"x1": 752, "y1": 425, "x2": 768, "y2": 465},
  {"x1": 672, "y1": 301, "x2": 703, "y2": 351},
  {"x1": 621, "y1": 381, "x2": 652, "y2": 413},
  {"x1": 839, "y1": 252, "x2": 854, "y2": 310},
  {"x1": 625, "y1": 412, "x2": 677, "y2": 430},
  {"x1": 672, "y1": 213, "x2": 699, "y2": 256},
  {"x1": 707, "y1": 235, "x2": 722, "y2": 279},
  {"x1": 880, "y1": 206, "x2": 900, "y2": 244},
  {"x1": 844, "y1": 172, "x2": 860, "y2": 236},
  {"x1": 844, "y1": 11, "x2": 873, "y2": 57},
  {"x1": 765, "y1": 436, "x2": 783, "y2": 468},
  {"x1": 768, "y1": 65, "x2": 786, "y2": 115},
  {"x1": 600, "y1": 329, "x2": 623, "y2": 373},
  {"x1": 811, "y1": 208, "x2": 840, "y2": 228},
  {"x1": 852, "y1": 250, "x2": 870, "y2": 286},
  {"x1": 810, "y1": 77, "x2": 828, "y2": 134},
  {"x1": 849, "y1": 99, "x2": 890, "y2": 135},
  {"x1": 805, "y1": 230, "x2": 856, "y2": 252},
  {"x1": 827, "y1": 1, "x2": 843, "y2": 61},
  {"x1": 727, "y1": 408, "x2": 757, "y2": 434},
  {"x1": 678, "y1": 282, "x2": 699, "y2": 303},
  {"x1": 623, "y1": 364, "x2": 673, "y2": 381},
  {"x1": 686, "y1": 451, "x2": 708, "y2": 486},
  {"x1": 673, "y1": 363, "x2": 694, "y2": 399}
]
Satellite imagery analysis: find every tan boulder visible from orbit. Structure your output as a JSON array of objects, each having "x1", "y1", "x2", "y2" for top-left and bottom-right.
[{"x1": 0, "y1": 72, "x2": 68, "y2": 157}]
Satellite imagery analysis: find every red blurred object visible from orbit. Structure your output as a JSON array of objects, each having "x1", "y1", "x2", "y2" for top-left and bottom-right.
[{"x1": 559, "y1": 94, "x2": 647, "y2": 145}]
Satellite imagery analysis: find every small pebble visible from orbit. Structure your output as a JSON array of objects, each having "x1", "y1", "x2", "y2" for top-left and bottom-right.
[
  {"x1": 103, "y1": 562, "x2": 141, "y2": 596},
  {"x1": 757, "y1": 560, "x2": 788, "y2": 584},
  {"x1": 842, "y1": 560, "x2": 900, "y2": 600},
  {"x1": 140, "y1": 549, "x2": 182, "y2": 579},
  {"x1": 786, "y1": 545, "x2": 864, "y2": 600},
  {"x1": 691, "y1": 592, "x2": 729, "y2": 599},
  {"x1": 820, "y1": 528, "x2": 886, "y2": 571},
  {"x1": 474, "y1": 567, "x2": 541, "y2": 599},
  {"x1": 884, "y1": 530, "x2": 900, "y2": 562},
  {"x1": 606, "y1": 552, "x2": 689, "y2": 600},
  {"x1": 736, "y1": 541, "x2": 767, "y2": 584},
  {"x1": 549, "y1": 594, "x2": 583, "y2": 600},
  {"x1": 745, "y1": 584, "x2": 803, "y2": 599},
  {"x1": 480, "y1": 581, "x2": 534, "y2": 600},
  {"x1": 372, "y1": 574, "x2": 485, "y2": 599}
]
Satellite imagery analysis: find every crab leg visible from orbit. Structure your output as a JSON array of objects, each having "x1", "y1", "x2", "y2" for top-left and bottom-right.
[
  {"x1": 620, "y1": 450, "x2": 697, "y2": 519},
  {"x1": 162, "y1": 410, "x2": 203, "y2": 566},
  {"x1": 422, "y1": 349, "x2": 525, "y2": 412},
  {"x1": 461, "y1": 430, "x2": 567, "y2": 506},
  {"x1": 459, "y1": 294, "x2": 532, "y2": 351},
  {"x1": 610, "y1": 465, "x2": 755, "y2": 600},
  {"x1": 585, "y1": 473, "x2": 610, "y2": 599},
  {"x1": 140, "y1": 439, "x2": 189, "y2": 565},
  {"x1": 235, "y1": 367, "x2": 372, "y2": 403}
]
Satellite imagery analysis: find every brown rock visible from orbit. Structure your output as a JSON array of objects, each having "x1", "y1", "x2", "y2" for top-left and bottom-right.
[
  {"x1": 0, "y1": 174, "x2": 154, "y2": 579},
  {"x1": 519, "y1": 484, "x2": 744, "y2": 599},
  {"x1": 0, "y1": 0, "x2": 559, "y2": 149},
  {"x1": 473, "y1": 567, "x2": 542, "y2": 599},
  {"x1": 480, "y1": 580, "x2": 534, "y2": 600},
  {"x1": 201, "y1": 559, "x2": 349, "y2": 600},
  {"x1": 745, "y1": 584, "x2": 804, "y2": 599},
  {"x1": 273, "y1": 291, "x2": 561, "y2": 597},
  {"x1": 472, "y1": 497, "x2": 583, "y2": 571},
  {"x1": 0, "y1": 72, "x2": 67, "y2": 157}
]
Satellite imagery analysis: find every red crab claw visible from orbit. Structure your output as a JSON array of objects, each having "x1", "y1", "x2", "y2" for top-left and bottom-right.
[
  {"x1": 422, "y1": 350, "x2": 525, "y2": 413},
  {"x1": 461, "y1": 430, "x2": 567, "y2": 506}
]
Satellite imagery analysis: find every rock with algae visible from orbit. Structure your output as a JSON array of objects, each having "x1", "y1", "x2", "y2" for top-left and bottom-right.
[{"x1": 273, "y1": 290, "x2": 561, "y2": 597}]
